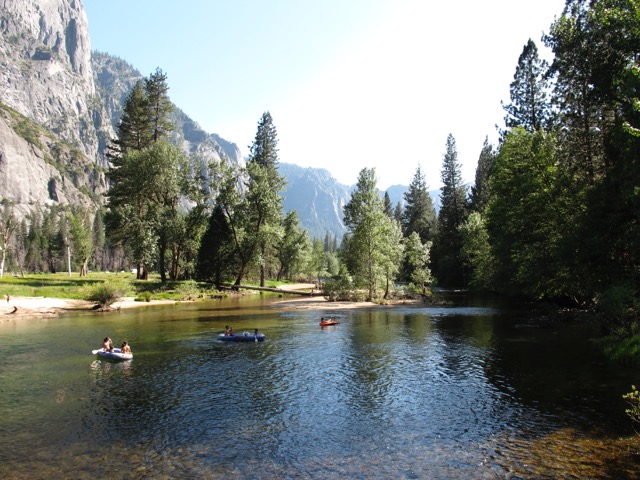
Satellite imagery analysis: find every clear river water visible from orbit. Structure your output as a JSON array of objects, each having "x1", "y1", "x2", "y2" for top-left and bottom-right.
[{"x1": 1, "y1": 292, "x2": 639, "y2": 479}]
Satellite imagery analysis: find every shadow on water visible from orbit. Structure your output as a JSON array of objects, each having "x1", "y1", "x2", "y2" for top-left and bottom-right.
[{"x1": 0, "y1": 292, "x2": 639, "y2": 479}]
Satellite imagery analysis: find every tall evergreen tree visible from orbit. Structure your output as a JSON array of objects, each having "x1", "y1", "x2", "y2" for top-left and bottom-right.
[
  {"x1": 543, "y1": 0, "x2": 640, "y2": 327},
  {"x1": 393, "y1": 202, "x2": 403, "y2": 224},
  {"x1": 432, "y1": 134, "x2": 469, "y2": 287},
  {"x1": 402, "y1": 165, "x2": 437, "y2": 243},
  {"x1": 469, "y1": 137, "x2": 496, "y2": 213},
  {"x1": 196, "y1": 205, "x2": 236, "y2": 285},
  {"x1": 108, "y1": 81, "x2": 152, "y2": 160},
  {"x1": 246, "y1": 112, "x2": 286, "y2": 287},
  {"x1": 502, "y1": 39, "x2": 551, "y2": 132},
  {"x1": 145, "y1": 68, "x2": 174, "y2": 143},
  {"x1": 106, "y1": 69, "x2": 177, "y2": 280},
  {"x1": 545, "y1": 3, "x2": 607, "y2": 186},
  {"x1": 383, "y1": 192, "x2": 394, "y2": 218}
]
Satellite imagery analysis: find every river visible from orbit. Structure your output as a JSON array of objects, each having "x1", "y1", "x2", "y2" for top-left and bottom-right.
[{"x1": 0, "y1": 292, "x2": 638, "y2": 479}]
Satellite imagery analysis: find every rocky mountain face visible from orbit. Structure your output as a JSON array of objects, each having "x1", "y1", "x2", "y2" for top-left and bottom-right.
[
  {"x1": 0, "y1": 0, "x2": 98, "y2": 159},
  {"x1": 0, "y1": 0, "x2": 243, "y2": 220},
  {"x1": 278, "y1": 163, "x2": 351, "y2": 240}
]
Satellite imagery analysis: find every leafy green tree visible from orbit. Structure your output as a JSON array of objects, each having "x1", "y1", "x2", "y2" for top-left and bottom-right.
[
  {"x1": 381, "y1": 218, "x2": 404, "y2": 299},
  {"x1": 432, "y1": 134, "x2": 469, "y2": 286},
  {"x1": 543, "y1": 0, "x2": 640, "y2": 322},
  {"x1": 459, "y1": 212, "x2": 494, "y2": 290},
  {"x1": 502, "y1": 39, "x2": 551, "y2": 132},
  {"x1": 275, "y1": 211, "x2": 310, "y2": 281},
  {"x1": 309, "y1": 238, "x2": 328, "y2": 283},
  {"x1": 402, "y1": 165, "x2": 437, "y2": 243},
  {"x1": 403, "y1": 231, "x2": 433, "y2": 294},
  {"x1": 342, "y1": 168, "x2": 401, "y2": 300},
  {"x1": 469, "y1": 137, "x2": 496, "y2": 213},
  {"x1": 486, "y1": 128, "x2": 566, "y2": 297},
  {"x1": 68, "y1": 208, "x2": 94, "y2": 277},
  {"x1": 106, "y1": 141, "x2": 188, "y2": 281}
]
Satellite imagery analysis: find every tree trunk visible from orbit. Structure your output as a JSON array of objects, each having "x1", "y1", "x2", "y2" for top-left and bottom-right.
[
  {"x1": 260, "y1": 242, "x2": 266, "y2": 287},
  {"x1": 0, "y1": 248, "x2": 5, "y2": 278},
  {"x1": 170, "y1": 243, "x2": 180, "y2": 281},
  {"x1": 159, "y1": 238, "x2": 167, "y2": 283}
]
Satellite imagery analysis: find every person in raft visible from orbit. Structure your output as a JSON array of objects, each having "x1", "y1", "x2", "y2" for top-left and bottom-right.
[
  {"x1": 102, "y1": 337, "x2": 114, "y2": 352},
  {"x1": 224, "y1": 325, "x2": 234, "y2": 336},
  {"x1": 121, "y1": 341, "x2": 132, "y2": 354}
]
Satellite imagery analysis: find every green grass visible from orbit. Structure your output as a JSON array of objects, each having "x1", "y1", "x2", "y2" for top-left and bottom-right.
[{"x1": 0, "y1": 273, "x2": 222, "y2": 302}]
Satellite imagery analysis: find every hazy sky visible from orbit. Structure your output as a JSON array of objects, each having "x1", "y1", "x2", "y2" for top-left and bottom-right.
[{"x1": 83, "y1": 0, "x2": 566, "y2": 190}]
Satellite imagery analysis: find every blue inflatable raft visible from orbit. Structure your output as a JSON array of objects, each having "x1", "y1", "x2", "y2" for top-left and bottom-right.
[{"x1": 217, "y1": 332, "x2": 266, "y2": 342}]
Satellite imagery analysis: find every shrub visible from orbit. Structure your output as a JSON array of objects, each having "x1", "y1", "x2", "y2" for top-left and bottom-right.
[
  {"x1": 623, "y1": 385, "x2": 640, "y2": 428},
  {"x1": 176, "y1": 280, "x2": 201, "y2": 300},
  {"x1": 87, "y1": 279, "x2": 128, "y2": 309}
]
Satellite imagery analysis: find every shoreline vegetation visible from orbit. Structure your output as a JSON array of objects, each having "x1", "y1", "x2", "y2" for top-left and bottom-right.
[{"x1": 0, "y1": 274, "x2": 427, "y2": 322}]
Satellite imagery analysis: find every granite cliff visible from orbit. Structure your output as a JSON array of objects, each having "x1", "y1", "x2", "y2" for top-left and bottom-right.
[{"x1": 0, "y1": 0, "x2": 242, "y2": 219}]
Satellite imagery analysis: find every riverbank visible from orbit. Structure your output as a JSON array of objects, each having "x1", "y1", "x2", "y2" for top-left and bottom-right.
[
  {"x1": 0, "y1": 296, "x2": 185, "y2": 321},
  {"x1": 270, "y1": 295, "x2": 424, "y2": 310},
  {"x1": 0, "y1": 287, "x2": 426, "y2": 321}
]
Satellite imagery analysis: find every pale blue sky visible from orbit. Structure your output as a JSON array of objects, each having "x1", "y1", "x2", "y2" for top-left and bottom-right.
[{"x1": 83, "y1": 0, "x2": 566, "y2": 189}]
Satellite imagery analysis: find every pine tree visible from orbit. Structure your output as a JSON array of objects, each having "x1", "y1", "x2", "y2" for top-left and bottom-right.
[
  {"x1": 502, "y1": 39, "x2": 551, "y2": 132},
  {"x1": 246, "y1": 111, "x2": 286, "y2": 287},
  {"x1": 383, "y1": 192, "x2": 394, "y2": 218},
  {"x1": 432, "y1": 134, "x2": 469, "y2": 287},
  {"x1": 108, "y1": 81, "x2": 152, "y2": 160},
  {"x1": 106, "y1": 69, "x2": 177, "y2": 280},
  {"x1": 145, "y1": 68, "x2": 174, "y2": 143},
  {"x1": 469, "y1": 137, "x2": 496, "y2": 213},
  {"x1": 402, "y1": 165, "x2": 437, "y2": 243}
]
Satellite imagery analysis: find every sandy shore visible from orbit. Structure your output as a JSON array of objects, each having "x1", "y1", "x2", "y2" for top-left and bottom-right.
[
  {"x1": 0, "y1": 296, "x2": 183, "y2": 322},
  {"x1": 270, "y1": 295, "x2": 424, "y2": 311}
]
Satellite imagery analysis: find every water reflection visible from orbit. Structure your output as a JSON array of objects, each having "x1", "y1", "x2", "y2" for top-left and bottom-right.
[{"x1": 0, "y1": 296, "x2": 639, "y2": 478}]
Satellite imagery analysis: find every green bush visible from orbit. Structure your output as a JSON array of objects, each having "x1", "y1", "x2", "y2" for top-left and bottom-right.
[
  {"x1": 86, "y1": 279, "x2": 127, "y2": 309},
  {"x1": 322, "y1": 274, "x2": 362, "y2": 302},
  {"x1": 623, "y1": 385, "x2": 640, "y2": 427},
  {"x1": 176, "y1": 280, "x2": 201, "y2": 300}
]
